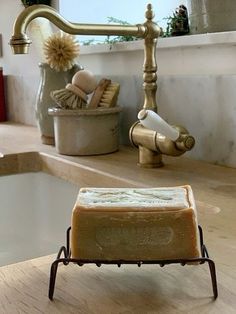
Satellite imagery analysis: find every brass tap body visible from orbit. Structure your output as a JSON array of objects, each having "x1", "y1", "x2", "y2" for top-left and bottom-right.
[{"x1": 129, "y1": 122, "x2": 195, "y2": 168}]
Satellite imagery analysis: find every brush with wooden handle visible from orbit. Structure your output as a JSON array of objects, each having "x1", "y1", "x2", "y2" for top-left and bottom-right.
[
  {"x1": 99, "y1": 82, "x2": 120, "y2": 108},
  {"x1": 50, "y1": 70, "x2": 97, "y2": 109},
  {"x1": 88, "y1": 78, "x2": 111, "y2": 108},
  {"x1": 88, "y1": 79, "x2": 120, "y2": 109}
]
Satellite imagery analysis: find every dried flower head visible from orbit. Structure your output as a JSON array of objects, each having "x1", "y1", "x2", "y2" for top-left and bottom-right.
[{"x1": 43, "y1": 32, "x2": 80, "y2": 71}]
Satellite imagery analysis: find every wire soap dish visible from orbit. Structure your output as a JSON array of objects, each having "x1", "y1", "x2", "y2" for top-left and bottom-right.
[{"x1": 48, "y1": 225, "x2": 218, "y2": 300}]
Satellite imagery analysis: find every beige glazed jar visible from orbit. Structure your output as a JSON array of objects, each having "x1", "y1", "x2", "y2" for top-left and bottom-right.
[
  {"x1": 35, "y1": 63, "x2": 82, "y2": 145},
  {"x1": 48, "y1": 107, "x2": 122, "y2": 156},
  {"x1": 187, "y1": 0, "x2": 236, "y2": 34}
]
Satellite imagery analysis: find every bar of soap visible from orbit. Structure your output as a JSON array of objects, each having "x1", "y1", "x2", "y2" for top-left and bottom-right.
[{"x1": 71, "y1": 185, "x2": 201, "y2": 261}]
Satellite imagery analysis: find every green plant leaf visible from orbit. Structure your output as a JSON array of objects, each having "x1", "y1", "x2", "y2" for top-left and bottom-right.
[{"x1": 21, "y1": 0, "x2": 51, "y2": 7}]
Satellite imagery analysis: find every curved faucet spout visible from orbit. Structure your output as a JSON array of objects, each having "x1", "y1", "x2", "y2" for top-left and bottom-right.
[
  {"x1": 9, "y1": 4, "x2": 148, "y2": 54},
  {"x1": 10, "y1": 3, "x2": 182, "y2": 169}
]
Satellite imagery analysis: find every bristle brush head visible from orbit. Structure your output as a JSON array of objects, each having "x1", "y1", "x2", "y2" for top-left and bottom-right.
[{"x1": 99, "y1": 82, "x2": 120, "y2": 108}]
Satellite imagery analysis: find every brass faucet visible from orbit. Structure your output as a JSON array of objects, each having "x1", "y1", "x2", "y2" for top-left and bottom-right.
[
  {"x1": 129, "y1": 117, "x2": 195, "y2": 168},
  {"x1": 10, "y1": 3, "x2": 195, "y2": 168}
]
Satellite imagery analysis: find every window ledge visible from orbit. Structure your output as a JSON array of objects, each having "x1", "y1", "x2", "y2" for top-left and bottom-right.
[{"x1": 80, "y1": 30, "x2": 236, "y2": 55}]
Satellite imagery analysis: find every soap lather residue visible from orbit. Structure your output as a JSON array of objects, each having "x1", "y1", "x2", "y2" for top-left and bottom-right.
[{"x1": 79, "y1": 187, "x2": 189, "y2": 208}]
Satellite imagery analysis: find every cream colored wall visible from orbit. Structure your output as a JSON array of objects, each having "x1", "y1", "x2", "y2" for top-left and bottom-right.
[
  {"x1": 0, "y1": 1, "x2": 59, "y2": 124},
  {"x1": 0, "y1": 1, "x2": 59, "y2": 75}
]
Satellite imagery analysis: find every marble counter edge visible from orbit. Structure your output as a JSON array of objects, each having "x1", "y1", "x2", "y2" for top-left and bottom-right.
[
  {"x1": 79, "y1": 31, "x2": 236, "y2": 55},
  {"x1": 0, "y1": 150, "x2": 140, "y2": 188}
]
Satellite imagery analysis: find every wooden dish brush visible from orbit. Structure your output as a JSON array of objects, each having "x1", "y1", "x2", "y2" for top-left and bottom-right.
[
  {"x1": 88, "y1": 78, "x2": 120, "y2": 108},
  {"x1": 50, "y1": 70, "x2": 97, "y2": 109}
]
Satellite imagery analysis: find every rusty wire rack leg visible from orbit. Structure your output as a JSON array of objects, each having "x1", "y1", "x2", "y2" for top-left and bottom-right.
[
  {"x1": 48, "y1": 225, "x2": 218, "y2": 300},
  {"x1": 49, "y1": 227, "x2": 71, "y2": 300},
  {"x1": 207, "y1": 258, "x2": 218, "y2": 299},
  {"x1": 49, "y1": 259, "x2": 60, "y2": 300},
  {"x1": 198, "y1": 226, "x2": 218, "y2": 298}
]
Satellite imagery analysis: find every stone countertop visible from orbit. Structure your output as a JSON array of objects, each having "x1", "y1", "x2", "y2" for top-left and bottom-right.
[
  {"x1": 0, "y1": 122, "x2": 236, "y2": 313},
  {"x1": 1, "y1": 122, "x2": 235, "y2": 211}
]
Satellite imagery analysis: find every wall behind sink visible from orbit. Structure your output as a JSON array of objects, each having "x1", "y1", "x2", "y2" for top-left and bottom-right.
[
  {"x1": 0, "y1": 1, "x2": 236, "y2": 168},
  {"x1": 0, "y1": 0, "x2": 59, "y2": 124}
]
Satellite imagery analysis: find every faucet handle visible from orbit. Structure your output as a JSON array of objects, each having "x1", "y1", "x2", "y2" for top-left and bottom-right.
[
  {"x1": 138, "y1": 109, "x2": 180, "y2": 141},
  {"x1": 174, "y1": 127, "x2": 195, "y2": 151}
]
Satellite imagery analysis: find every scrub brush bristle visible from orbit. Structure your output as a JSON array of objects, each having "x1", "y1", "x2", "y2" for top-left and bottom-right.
[
  {"x1": 44, "y1": 32, "x2": 80, "y2": 72},
  {"x1": 50, "y1": 70, "x2": 97, "y2": 109},
  {"x1": 50, "y1": 88, "x2": 87, "y2": 109},
  {"x1": 98, "y1": 82, "x2": 120, "y2": 108}
]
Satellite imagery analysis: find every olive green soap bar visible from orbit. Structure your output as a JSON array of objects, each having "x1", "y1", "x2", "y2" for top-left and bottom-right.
[{"x1": 71, "y1": 186, "x2": 201, "y2": 261}]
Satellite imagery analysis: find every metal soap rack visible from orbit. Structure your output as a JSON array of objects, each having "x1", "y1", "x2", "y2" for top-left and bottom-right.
[{"x1": 48, "y1": 225, "x2": 218, "y2": 300}]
